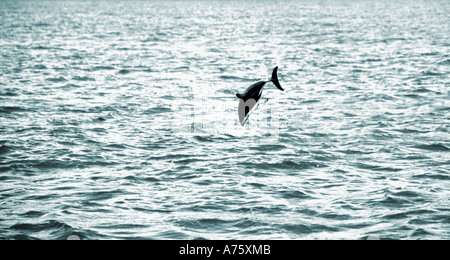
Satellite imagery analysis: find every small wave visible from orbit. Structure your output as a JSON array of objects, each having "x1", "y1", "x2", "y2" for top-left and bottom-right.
[
  {"x1": 143, "y1": 106, "x2": 172, "y2": 114},
  {"x1": 412, "y1": 173, "x2": 450, "y2": 180},
  {"x1": 73, "y1": 76, "x2": 95, "y2": 81},
  {"x1": 193, "y1": 135, "x2": 214, "y2": 142},
  {"x1": 33, "y1": 64, "x2": 47, "y2": 70},
  {"x1": 377, "y1": 196, "x2": 412, "y2": 207},
  {"x1": 124, "y1": 175, "x2": 160, "y2": 183},
  {"x1": 176, "y1": 218, "x2": 231, "y2": 230},
  {"x1": 242, "y1": 160, "x2": 324, "y2": 171},
  {"x1": 91, "y1": 65, "x2": 115, "y2": 71},
  {"x1": 141, "y1": 36, "x2": 163, "y2": 42},
  {"x1": 410, "y1": 228, "x2": 435, "y2": 238},
  {"x1": 422, "y1": 70, "x2": 443, "y2": 76},
  {"x1": 46, "y1": 77, "x2": 67, "y2": 83},
  {"x1": 249, "y1": 144, "x2": 287, "y2": 152},
  {"x1": 219, "y1": 75, "x2": 255, "y2": 82},
  {"x1": 83, "y1": 189, "x2": 123, "y2": 201},
  {"x1": 280, "y1": 190, "x2": 311, "y2": 200},
  {"x1": 338, "y1": 149, "x2": 373, "y2": 155},
  {"x1": 437, "y1": 59, "x2": 450, "y2": 65},
  {"x1": 281, "y1": 223, "x2": 340, "y2": 234},
  {"x1": 33, "y1": 22, "x2": 51, "y2": 27},
  {"x1": 61, "y1": 83, "x2": 81, "y2": 89},
  {"x1": 382, "y1": 212, "x2": 408, "y2": 220},
  {"x1": 391, "y1": 190, "x2": 422, "y2": 198},
  {"x1": 413, "y1": 87, "x2": 432, "y2": 93},
  {"x1": 32, "y1": 45, "x2": 51, "y2": 50},
  {"x1": 19, "y1": 211, "x2": 46, "y2": 218},
  {"x1": 414, "y1": 143, "x2": 449, "y2": 152},
  {"x1": 0, "y1": 89, "x2": 20, "y2": 97},
  {"x1": 318, "y1": 212, "x2": 353, "y2": 220},
  {"x1": 0, "y1": 106, "x2": 28, "y2": 113},
  {"x1": 0, "y1": 142, "x2": 11, "y2": 155},
  {"x1": 10, "y1": 220, "x2": 73, "y2": 238},
  {"x1": 118, "y1": 69, "x2": 132, "y2": 75},
  {"x1": 355, "y1": 162, "x2": 403, "y2": 172}
]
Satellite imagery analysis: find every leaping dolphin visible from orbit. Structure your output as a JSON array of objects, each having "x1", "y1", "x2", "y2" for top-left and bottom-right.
[{"x1": 236, "y1": 66, "x2": 284, "y2": 126}]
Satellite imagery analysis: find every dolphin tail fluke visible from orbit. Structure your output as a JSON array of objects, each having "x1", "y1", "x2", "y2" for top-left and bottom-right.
[{"x1": 271, "y1": 66, "x2": 284, "y2": 91}]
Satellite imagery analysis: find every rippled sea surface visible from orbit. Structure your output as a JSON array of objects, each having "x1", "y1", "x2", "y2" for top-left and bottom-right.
[{"x1": 1, "y1": 0, "x2": 449, "y2": 240}]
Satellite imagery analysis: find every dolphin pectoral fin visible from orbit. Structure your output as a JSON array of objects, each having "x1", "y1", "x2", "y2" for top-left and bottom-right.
[{"x1": 271, "y1": 66, "x2": 284, "y2": 91}]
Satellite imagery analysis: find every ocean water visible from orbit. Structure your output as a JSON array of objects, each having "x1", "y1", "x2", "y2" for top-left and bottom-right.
[{"x1": 0, "y1": 0, "x2": 449, "y2": 240}]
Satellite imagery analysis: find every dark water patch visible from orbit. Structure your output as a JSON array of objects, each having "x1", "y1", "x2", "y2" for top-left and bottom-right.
[
  {"x1": 52, "y1": 185, "x2": 77, "y2": 191},
  {"x1": 6, "y1": 159, "x2": 112, "y2": 171},
  {"x1": 410, "y1": 228, "x2": 435, "y2": 238},
  {"x1": 412, "y1": 173, "x2": 450, "y2": 180},
  {"x1": 391, "y1": 190, "x2": 422, "y2": 198},
  {"x1": 219, "y1": 75, "x2": 255, "y2": 82},
  {"x1": 125, "y1": 176, "x2": 160, "y2": 183},
  {"x1": 376, "y1": 196, "x2": 412, "y2": 207},
  {"x1": 19, "y1": 211, "x2": 46, "y2": 218},
  {"x1": 24, "y1": 193, "x2": 59, "y2": 200},
  {"x1": 233, "y1": 219, "x2": 270, "y2": 229},
  {"x1": 73, "y1": 76, "x2": 95, "y2": 81},
  {"x1": 31, "y1": 45, "x2": 51, "y2": 50},
  {"x1": 157, "y1": 230, "x2": 189, "y2": 239},
  {"x1": 62, "y1": 83, "x2": 81, "y2": 89},
  {"x1": 9, "y1": 234, "x2": 39, "y2": 240},
  {"x1": 242, "y1": 160, "x2": 323, "y2": 171},
  {"x1": 279, "y1": 223, "x2": 324, "y2": 234},
  {"x1": 94, "y1": 223, "x2": 149, "y2": 230},
  {"x1": 338, "y1": 149, "x2": 373, "y2": 155},
  {"x1": 0, "y1": 106, "x2": 29, "y2": 113},
  {"x1": 355, "y1": 163, "x2": 402, "y2": 172},
  {"x1": 382, "y1": 212, "x2": 408, "y2": 220},
  {"x1": 143, "y1": 106, "x2": 172, "y2": 114},
  {"x1": 0, "y1": 89, "x2": 20, "y2": 97},
  {"x1": 193, "y1": 135, "x2": 214, "y2": 142},
  {"x1": 33, "y1": 64, "x2": 47, "y2": 70},
  {"x1": 302, "y1": 99, "x2": 320, "y2": 104},
  {"x1": 280, "y1": 190, "x2": 311, "y2": 200},
  {"x1": 46, "y1": 77, "x2": 67, "y2": 83},
  {"x1": 403, "y1": 94, "x2": 422, "y2": 99},
  {"x1": 430, "y1": 214, "x2": 450, "y2": 223},
  {"x1": 421, "y1": 52, "x2": 439, "y2": 56},
  {"x1": 141, "y1": 36, "x2": 163, "y2": 42},
  {"x1": 394, "y1": 128, "x2": 431, "y2": 134},
  {"x1": 437, "y1": 59, "x2": 450, "y2": 65},
  {"x1": 10, "y1": 220, "x2": 73, "y2": 236},
  {"x1": 161, "y1": 95, "x2": 175, "y2": 100},
  {"x1": 175, "y1": 158, "x2": 207, "y2": 164},
  {"x1": 414, "y1": 143, "x2": 449, "y2": 152},
  {"x1": 436, "y1": 107, "x2": 450, "y2": 113},
  {"x1": 32, "y1": 22, "x2": 51, "y2": 27},
  {"x1": 422, "y1": 70, "x2": 443, "y2": 76},
  {"x1": 413, "y1": 87, "x2": 432, "y2": 93},
  {"x1": 396, "y1": 154, "x2": 429, "y2": 160},
  {"x1": 118, "y1": 69, "x2": 132, "y2": 75},
  {"x1": 83, "y1": 189, "x2": 123, "y2": 201},
  {"x1": 91, "y1": 65, "x2": 115, "y2": 71},
  {"x1": 0, "y1": 143, "x2": 11, "y2": 155},
  {"x1": 176, "y1": 218, "x2": 231, "y2": 230},
  {"x1": 318, "y1": 212, "x2": 353, "y2": 220},
  {"x1": 246, "y1": 182, "x2": 266, "y2": 189},
  {"x1": 95, "y1": 116, "x2": 107, "y2": 122},
  {"x1": 248, "y1": 144, "x2": 286, "y2": 152}
]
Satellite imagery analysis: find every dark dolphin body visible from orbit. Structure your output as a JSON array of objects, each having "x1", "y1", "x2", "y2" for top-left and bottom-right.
[
  {"x1": 236, "y1": 66, "x2": 284, "y2": 126},
  {"x1": 236, "y1": 66, "x2": 284, "y2": 102}
]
